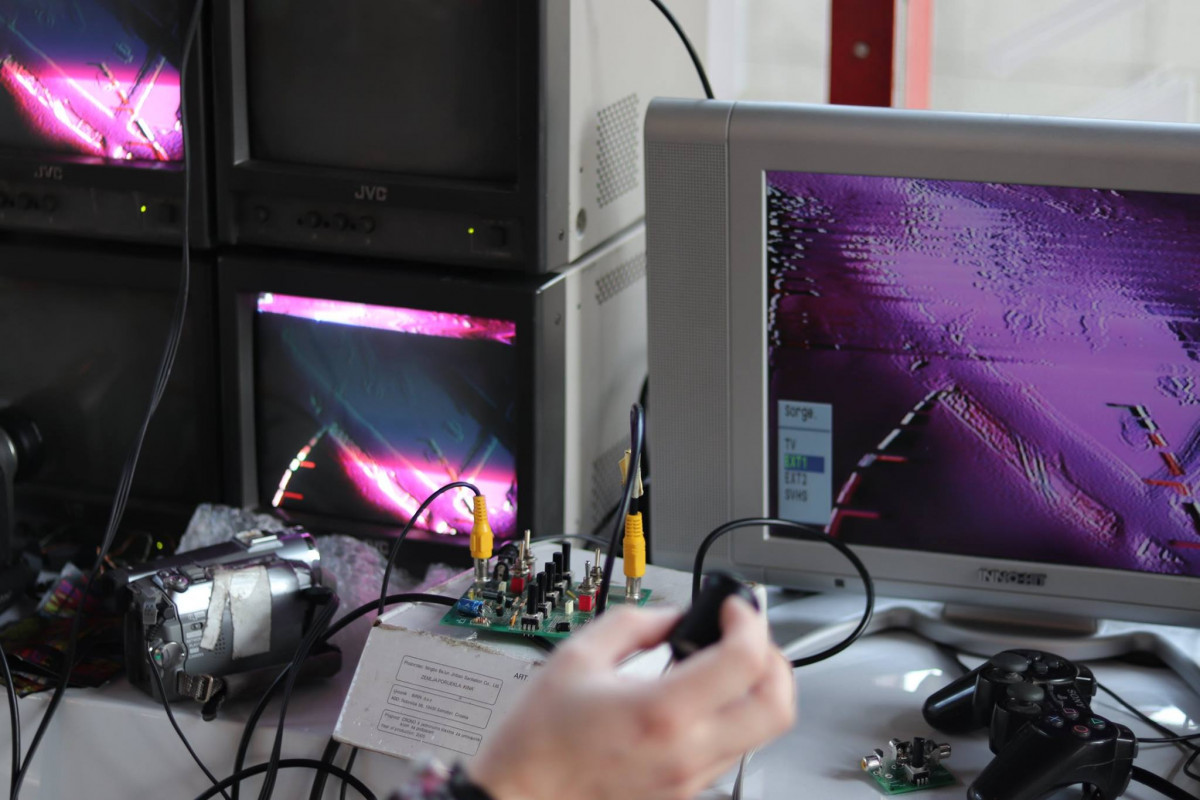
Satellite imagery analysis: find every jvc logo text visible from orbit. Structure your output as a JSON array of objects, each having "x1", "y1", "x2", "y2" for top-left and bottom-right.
[
  {"x1": 33, "y1": 165, "x2": 63, "y2": 181},
  {"x1": 354, "y1": 185, "x2": 388, "y2": 202}
]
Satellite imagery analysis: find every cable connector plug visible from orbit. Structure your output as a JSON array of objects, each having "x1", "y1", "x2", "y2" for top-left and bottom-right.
[
  {"x1": 623, "y1": 511, "x2": 645, "y2": 603},
  {"x1": 469, "y1": 495, "x2": 493, "y2": 583}
]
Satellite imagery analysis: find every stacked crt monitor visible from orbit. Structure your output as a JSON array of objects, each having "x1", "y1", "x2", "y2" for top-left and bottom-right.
[
  {"x1": 0, "y1": 0, "x2": 184, "y2": 162},
  {"x1": 252, "y1": 291, "x2": 520, "y2": 542},
  {"x1": 0, "y1": 0, "x2": 205, "y2": 243}
]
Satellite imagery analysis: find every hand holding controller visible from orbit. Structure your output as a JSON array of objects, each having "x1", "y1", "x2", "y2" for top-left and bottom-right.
[
  {"x1": 667, "y1": 570, "x2": 760, "y2": 662},
  {"x1": 923, "y1": 649, "x2": 1137, "y2": 800}
]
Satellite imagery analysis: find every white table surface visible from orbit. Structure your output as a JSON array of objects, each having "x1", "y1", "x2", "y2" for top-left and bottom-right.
[{"x1": 3, "y1": 586, "x2": 1198, "y2": 800}]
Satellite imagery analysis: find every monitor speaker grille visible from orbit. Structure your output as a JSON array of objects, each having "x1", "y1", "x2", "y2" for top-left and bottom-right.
[
  {"x1": 589, "y1": 435, "x2": 629, "y2": 532},
  {"x1": 595, "y1": 251, "x2": 646, "y2": 305},
  {"x1": 645, "y1": 139, "x2": 730, "y2": 567},
  {"x1": 596, "y1": 93, "x2": 641, "y2": 208}
]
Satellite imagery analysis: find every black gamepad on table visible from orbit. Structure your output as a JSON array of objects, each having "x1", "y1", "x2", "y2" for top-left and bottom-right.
[{"x1": 923, "y1": 649, "x2": 1137, "y2": 800}]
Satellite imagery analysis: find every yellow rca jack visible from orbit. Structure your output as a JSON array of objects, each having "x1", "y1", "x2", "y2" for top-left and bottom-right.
[{"x1": 469, "y1": 494, "x2": 493, "y2": 584}]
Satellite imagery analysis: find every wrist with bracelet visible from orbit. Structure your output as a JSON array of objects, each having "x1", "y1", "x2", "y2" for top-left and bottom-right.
[{"x1": 389, "y1": 757, "x2": 497, "y2": 800}]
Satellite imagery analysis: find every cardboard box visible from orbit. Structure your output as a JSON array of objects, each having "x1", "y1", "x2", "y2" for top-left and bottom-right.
[{"x1": 334, "y1": 546, "x2": 695, "y2": 763}]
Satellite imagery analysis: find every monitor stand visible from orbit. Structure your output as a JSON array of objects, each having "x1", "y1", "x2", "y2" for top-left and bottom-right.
[{"x1": 769, "y1": 593, "x2": 1200, "y2": 698}]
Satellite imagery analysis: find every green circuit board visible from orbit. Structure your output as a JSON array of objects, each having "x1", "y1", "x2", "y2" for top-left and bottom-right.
[
  {"x1": 439, "y1": 587, "x2": 652, "y2": 641},
  {"x1": 864, "y1": 761, "x2": 955, "y2": 794}
]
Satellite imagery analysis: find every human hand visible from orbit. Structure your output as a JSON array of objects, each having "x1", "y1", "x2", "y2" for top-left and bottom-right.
[{"x1": 467, "y1": 597, "x2": 796, "y2": 800}]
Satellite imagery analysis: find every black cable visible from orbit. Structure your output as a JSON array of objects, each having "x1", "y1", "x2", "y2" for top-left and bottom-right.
[
  {"x1": 1188, "y1": 750, "x2": 1200, "y2": 784},
  {"x1": 646, "y1": 0, "x2": 714, "y2": 99},
  {"x1": 589, "y1": 476, "x2": 652, "y2": 544},
  {"x1": 1131, "y1": 766, "x2": 1200, "y2": 800},
  {"x1": 258, "y1": 596, "x2": 340, "y2": 800},
  {"x1": 0, "y1": 640, "x2": 19, "y2": 796},
  {"x1": 323, "y1": 593, "x2": 456, "y2": 644},
  {"x1": 234, "y1": 593, "x2": 457, "y2": 800},
  {"x1": 1096, "y1": 681, "x2": 1200, "y2": 783},
  {"x1": 147, "y1": 650, "x2": 232, "y2": 800},
  {"x1": 596, "y1": 404, "x2": 645, "y2": 616},
  {"x1": 308, "y1": 737, "x2": 341, "y2": 800},
  {"x1": 691, "y1": 518, "x2": 875, "y2": 668},
  {"x1": 193, "y1": 759, "x2": 377, "y2": 800},
  {"x1": 339, "y1": 748, "x2": 359, "y2": 800},
  {"x1": 378, "y1": 481, "x2": 480, "y2": 617},
  {"x1": 232, "y1": 669, "x2": 288, "y2": 800},
  {"x1": 11, "y1": 2, "x2": 204, "y2": 795}
]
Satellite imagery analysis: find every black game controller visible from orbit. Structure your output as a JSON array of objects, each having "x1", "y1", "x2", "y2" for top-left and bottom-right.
[
  {"x1": 667, "y1": 571, "x2": 759, "y2": 662},
  {"x1": 923, "y1": 649, "x2": 1137, "y2": 800}
]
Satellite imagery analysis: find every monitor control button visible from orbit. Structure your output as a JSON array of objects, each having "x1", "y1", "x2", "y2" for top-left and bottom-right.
[
  {"x1": 16, "y1": 193, "x2": 36, "y2": 210},
  {"x1": 254, "y1": 205, "x2": 271, "y2": 224},
  {"x1": 40, "y1": 195, "x2": 57, "y2": 213},
  {"x1": 302, "y1": 211, "x2": 322, "y2": 228},
  {"x1": 332, "y1": 213, "x2": 349, "y2": 231},
  {"x1": 358, "y1": 216, "x2": 376, "y2": 234}
]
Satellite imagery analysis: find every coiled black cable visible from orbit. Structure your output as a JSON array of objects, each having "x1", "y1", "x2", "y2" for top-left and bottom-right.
[{"x1": 691, "y1": 518, "x2": 875, "y2": 668}]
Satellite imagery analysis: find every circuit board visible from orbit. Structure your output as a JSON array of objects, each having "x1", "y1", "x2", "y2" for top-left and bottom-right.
[
  {"x1": 439, "y1": 588, "x2": 653, "y2": 641},
  {"x1": 864, "y1": 761, "x2": 955, "y2": 794}
]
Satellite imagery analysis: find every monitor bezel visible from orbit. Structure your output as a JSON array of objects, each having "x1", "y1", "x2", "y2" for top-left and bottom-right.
[
  {"x1": 0, "y1": 8, "x2": 212, "y2": 243},
  {"x1": 217, "y1": 252, "x2": 549, "y2": 549},
  {"x1": 0, "y1": 237, "x2": 222, "y2": 517},
  {"x1": 211, "y1": 0, "x2": 546, "y2": 263},
  {"x1": 724, "y1": 101, "x2": 1200, "y2": 627}
]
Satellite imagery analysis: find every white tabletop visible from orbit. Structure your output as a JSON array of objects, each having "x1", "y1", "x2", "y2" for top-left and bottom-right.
[{"x1": 5, "y1": 589, "x2": 1198, "y2": 799}]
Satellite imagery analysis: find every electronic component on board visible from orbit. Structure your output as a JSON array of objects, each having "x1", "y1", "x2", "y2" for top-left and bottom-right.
[
  {"x1": 439, "y1": 538, "x2": 651, "y2": 640},
  {"x1": 456, "y1": 598, "x2": 485, "y2": 617},
  {"x1": 861, "y1": 737, "x2": 953, "y2": 794}
]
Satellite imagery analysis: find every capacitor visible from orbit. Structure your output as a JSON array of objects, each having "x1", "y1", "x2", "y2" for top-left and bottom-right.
[{"x1": 455, "y1": 598, "x2": 485, "y2": 617}]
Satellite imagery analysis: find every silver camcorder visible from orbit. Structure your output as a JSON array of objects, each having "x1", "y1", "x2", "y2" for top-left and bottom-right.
[{"x1": 116, "y1": 529, "x2": 335, "y2": 704}]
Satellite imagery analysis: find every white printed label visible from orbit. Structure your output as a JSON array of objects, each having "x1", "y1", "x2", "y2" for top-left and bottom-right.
[
  {"x1": 396, "y1": 656, "x2": 503, "y2": 705},
  {"x1": 377, "y1": 709, "x2": 483, "y2": 756},
  {"x1": 387, "y1": 684, "x2": 492, "y2": 729}
]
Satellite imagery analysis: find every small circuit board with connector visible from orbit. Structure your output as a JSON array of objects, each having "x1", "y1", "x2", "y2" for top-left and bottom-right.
[
  {"x1": 861, "y1": 737, "x2": 954, "y2": 794},
  {"x1": 443, "y1": 449, "x2": 652, "y2": 641},
  {"x1": 438, "y1": 534, "x2": 652, "y2": 641}
]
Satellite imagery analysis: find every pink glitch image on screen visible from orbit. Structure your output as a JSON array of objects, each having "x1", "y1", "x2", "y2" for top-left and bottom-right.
[
  {"x1": 257, "y1": 293, "x2": 517, "y2": 345},
  {"x1": 0, "y1": 55, "x2": 182, "y2": 161}
]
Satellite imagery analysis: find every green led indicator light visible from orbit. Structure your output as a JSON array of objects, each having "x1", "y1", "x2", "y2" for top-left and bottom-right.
[
  {"x1": 467, "y1": 227, "x2": 475, "y2": 235},
  {"x1": 139, "y1": 205, "x2": 148, "y2": 213}
]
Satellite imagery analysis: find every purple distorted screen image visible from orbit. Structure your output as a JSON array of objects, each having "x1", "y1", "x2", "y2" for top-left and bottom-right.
[
  {"x1": 255, "y1": 293, "x2": 519, "y2": 542},
  {"x1": 767, "y1": 172, "x2": 1200, "y2": 579},
  {"x1": 0, "y1": 0, "x2": 184, "y2": 162}
]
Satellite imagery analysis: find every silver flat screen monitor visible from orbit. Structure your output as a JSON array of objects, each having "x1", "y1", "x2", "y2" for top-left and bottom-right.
[{"x1": 645, "y1": 99, "x2": 1200, "y2": 642}]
